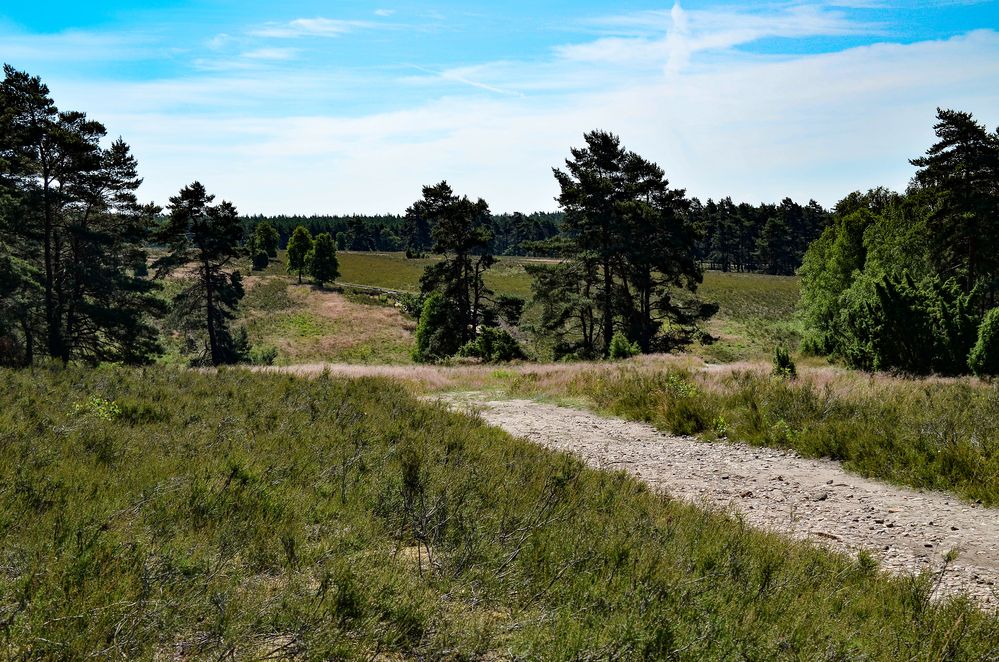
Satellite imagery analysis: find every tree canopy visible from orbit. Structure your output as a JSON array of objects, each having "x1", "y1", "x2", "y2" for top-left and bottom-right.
[
  {"x1": 799, "y1": 108, "x2": 999, "y2": 375},
  {"x1": 0, "y1": 64, "x2": 163, "y2": 366},
  {"x1": 530, "y1": 130, "x2": 714, "y2": 359}
]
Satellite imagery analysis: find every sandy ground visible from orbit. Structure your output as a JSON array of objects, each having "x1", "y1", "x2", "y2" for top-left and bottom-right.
[{"x1": 441, "y1": 393, "x2": 999, "y2": 608}]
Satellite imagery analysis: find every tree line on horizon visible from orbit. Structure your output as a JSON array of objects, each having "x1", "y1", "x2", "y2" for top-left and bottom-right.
[{"x1": 243, "y1": 197, "x2": 830, "y2": 276}]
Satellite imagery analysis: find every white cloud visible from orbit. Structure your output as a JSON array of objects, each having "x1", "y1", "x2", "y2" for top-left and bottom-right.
[
  {"x1": 18, "y1": 5, "x2": 999, "y2": 215},
  {"x1": 374, "y1": 9, "x2": 396, "y2": 17},
  {"x1": 249, "y1": 17, "x2": 376, "y2": 38},
  {"x1": 241, "y1": 47, "x2": 300, "y2": 60},
  {"x1": 0, "y1": 29, "x2": 154, "y2": 63}
]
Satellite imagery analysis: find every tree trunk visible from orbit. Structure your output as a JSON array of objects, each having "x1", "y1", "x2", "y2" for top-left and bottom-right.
[
  {"x1": 602, "y1": 258, "x2": 614, "y2": 357},
  {"x1": 41, "y1": 166, "x2": 63, "y2": 361},
  {"x1": 204, "y1": 263, "x2": 219, "y2": 365}
]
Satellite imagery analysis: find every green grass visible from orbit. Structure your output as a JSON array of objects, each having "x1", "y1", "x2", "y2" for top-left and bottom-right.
[
  {"x1": 696, "y1": 271, "x2": 803, "y2": 362},
  {"x1": 241, "y1": 282, "x2": 415, "y2": 365},
  {"x1": 1, "y1": 365, "x2": 996, "y2": 658},
  {"x1": 500, "y1": 363, "x2": 999, "y2": 506},
  {"x1": 242, "y1": 274, "x2": 296, "y2": 312},
  {"x1": 335, "y1": 252, "x2": 799, "y2": 362},
  {"x1": 337, "y1": 251, "x2": 537, "y2": 299}
]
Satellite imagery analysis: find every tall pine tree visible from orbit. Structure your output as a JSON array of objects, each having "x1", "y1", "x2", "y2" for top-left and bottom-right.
[
  {"x1": 154, "y1": 182, "x2": 246, "y2": 366},
  {"x1": 0, "y1": 64, "x2": 163, "y2": 364}
]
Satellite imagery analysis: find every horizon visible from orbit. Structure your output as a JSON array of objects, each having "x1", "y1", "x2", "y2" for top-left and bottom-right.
[{"x1": 3, "y1": 0, "x2": 998, "y2": 215}]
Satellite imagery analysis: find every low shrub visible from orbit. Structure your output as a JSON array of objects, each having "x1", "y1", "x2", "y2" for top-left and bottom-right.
[
  {"x1": 251, "y1": 249, "x2": 269, "y2": 271},
  {"x1": 608, "y1": 331, "x2": 640, "y2": 360},
  {"x1": 772, "y1": 346, "x2": 797, "y2": 379},
  {"x1": 458, "y1": 327, "x2": 526, "y2": 363},
  {"x1": 1, "y1": 366, "x2": 996, "y2": 658},
  {"x1": 969, "y1": 307, "x2": 999, "y2": 377}
]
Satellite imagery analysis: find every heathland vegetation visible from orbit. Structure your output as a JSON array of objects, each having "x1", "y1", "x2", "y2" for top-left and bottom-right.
[
  {"x1": 2, "y1": 366, "x2": 997, "y2": 658},
  {"x1": 3, "y1": 62, "x2": 999, "y2": 658}
]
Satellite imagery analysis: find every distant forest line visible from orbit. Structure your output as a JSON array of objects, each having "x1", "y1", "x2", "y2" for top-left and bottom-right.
[{"x1": 243, "y1": 195, "x2": 830, "y2": 276}]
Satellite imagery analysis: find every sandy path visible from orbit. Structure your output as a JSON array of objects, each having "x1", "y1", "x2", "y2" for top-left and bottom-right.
[{"x1": 441, "y1": 393, "x2": 999, "y2": 608}]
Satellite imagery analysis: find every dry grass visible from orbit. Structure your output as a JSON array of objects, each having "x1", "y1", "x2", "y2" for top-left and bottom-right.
[{"x1": 243, "y1": 276, "x2": 416, "y2": 365}]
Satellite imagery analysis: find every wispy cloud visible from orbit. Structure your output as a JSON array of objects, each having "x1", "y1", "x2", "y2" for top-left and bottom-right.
[
  {"x1": 249, "y1": 17, "x2": 377, "y2": 38},
  {"x1": 403, "y1": 64, "x2": 525, "y2": 97},
  {"x1": 561, "y1": 2, "x2": 882, "y2": 74},
  {"x1": 374, "y1": 9, "x2": 396, "y2": 17},
  {"x1": 241, "y1": 47, "x2": 300, "y2": 61}
]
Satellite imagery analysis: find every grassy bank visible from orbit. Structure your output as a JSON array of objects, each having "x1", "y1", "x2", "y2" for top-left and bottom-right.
[
  {"x1": 498, "y1": 362, "x2": 999, "y2": 506},
  {"x1": 241, "y1": 276, "x2": 415, "y2": 365},
  {"x1": 1, "y1": 366, "x2": 996, "y2": 658}
]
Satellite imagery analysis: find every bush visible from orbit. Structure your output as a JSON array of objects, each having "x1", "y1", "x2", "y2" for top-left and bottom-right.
[
  {"x1": 969, "y1": 307, "x2": 999, "y2": 377},
  {"x1": 249, "y1": 345, "x2": 279, "y2": 366},
  {"x1": 396, "y1": 292, "x2": 426, "y2": 318},
  {"x1": 772, "y1": 346, "x2": 797, "y2": 379},
  {"x1": 835, "y1": 272, "x2": 978, "y2": 375},
  {"x1": 412, "y1": 292, "x2": 463, "y2": 363},
  {"x1": 251, "y1": 249, "x2": 269, "y2": 271},
  {"x1": 608, "y1": 331, "x2": 640, "y2": 360},
  {"x1": 458, "y1": 327, "x2": 526, "y2": 363}
]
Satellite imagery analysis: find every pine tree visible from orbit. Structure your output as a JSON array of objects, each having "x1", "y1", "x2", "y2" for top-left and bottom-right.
[
  {"x1": 401, "y1": 202, "x2": 433, "y2": 257},
  {"x1": 413, "y1": 181, "x2": 495, "y2": 349},
  {"x1": 0, "y1": 65, "x2": 163, "y2": 364},
  {"x1": 910, "y1": 108, "x2": 999, "y2": 302},
  {"x1": 154, "y1": 182, "x2": 246, "y2": 366},
  {"x1": 286, "y1": 225, "x2": 313, "y2": 284},
  {"x1": 307, "y1": 232, "x2": 339, "y2": 287},
  {"x1": 534, "y1": 130, "x2": 711, "y2": 357}
]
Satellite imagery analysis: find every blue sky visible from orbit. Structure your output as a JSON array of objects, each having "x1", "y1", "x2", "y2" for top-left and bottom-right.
[{"x1": 2, "y1": 1, "x2": 998, "y2": 213}]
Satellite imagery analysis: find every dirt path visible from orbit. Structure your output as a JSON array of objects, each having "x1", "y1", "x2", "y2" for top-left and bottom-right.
[{"x1": 441, "y1": 393, "x2": 999, "y2": 608}]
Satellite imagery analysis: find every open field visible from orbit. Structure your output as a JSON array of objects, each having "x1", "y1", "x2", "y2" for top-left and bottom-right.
[
  {"x1": 337, "y1": 250, "x2": 540, "y2": 299},
  {"x1": 231, "y1": 251, "x2": 803, "y2": 366},
  {"x1": 2, "y1": 366, "x2": 997, "y2": 658},
  {"x1": 242, "y1": 276, "x2": 415, "y2": 365},
  {"x1": 695, "y1": 271, "x2": 803, "y2": 362}
]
